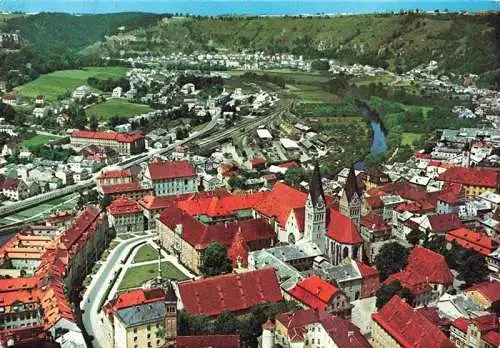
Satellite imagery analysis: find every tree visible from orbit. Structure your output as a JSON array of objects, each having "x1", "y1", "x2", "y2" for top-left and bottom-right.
[
  {"x1": 214, "y1": 311, "x2": 239, "y2": 334},
  {"x1": 228, "y1": 176, "x2": 246, "y2": 190},
  {"x1": 311, "y1": 59, "x2": 330, "y2": 71},
  {"x1": 100, "y1": 194, "x2": 113, "y2": 210},
  {"x1": 68, "y1": 105, "x2": 87, "y2": 130},
  {"x1": 376, "y1": 280, "x2": 414, "y2": 309},
  {"x1": 89, "y1": 115, "x2": 99, "y2": 131},
  {"x1": 374, "y1": 242, "x2": 410, "y2": 281},
  {"x1": 423, "y1": 234, "x2": 446, "y2": 254},
  {"x1": 406, "y1": 229, "x2": 425, "y2": 246},
  {"x1": 456, "y1": 251, "x2": 489, "y2": 287},
  {"x1": 284, "y1": 168, "x2": 307, "y2": 187},
  {"x1": 200, "y1": 242, "x2": 232, "y2": 277}
]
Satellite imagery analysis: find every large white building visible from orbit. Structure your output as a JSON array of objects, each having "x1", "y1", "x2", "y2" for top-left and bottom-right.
[
  {"x1": 72, "y1": 85, "x2": 92, "y2": 100},
  {"x1": 144, "y1": 160, "x2": 197, "y2": 196}
]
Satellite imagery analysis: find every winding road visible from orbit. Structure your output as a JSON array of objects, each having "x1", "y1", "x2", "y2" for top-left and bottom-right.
[{"x1": 81, "y1": 235, "x2": 150, "y2": 348}]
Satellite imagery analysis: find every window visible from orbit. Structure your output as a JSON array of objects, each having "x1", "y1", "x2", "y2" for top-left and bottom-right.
[
  {"x1": 133, "y1": 328, "x2": 137, "y2": 333},
  {"x1": 147, "y1": 334, "x2": 151, "y2": 339},
  {"x1": 312, "y1": 339, "x2": 315, "y2": 344},
  {"x1": 147, "y1": 325, "x2": 151, "y2": 331},
  {"x1": 133, "y1": 337, "x2": 137, "y2": 342}
]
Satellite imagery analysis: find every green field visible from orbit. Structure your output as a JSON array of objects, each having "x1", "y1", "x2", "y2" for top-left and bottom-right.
[
  {"x1": 22, "y1": 134, "x2": 60, "y2": 149},
  {"x1": 17, "y1": 67, "x2": 128, "y2": 102},
  {"x1": 86, "y1": 99, "x2": 154, "y2": 120},
  {"x1": 401, "y1": 132, "x2": 423, "y2": 146},
  {"x1": 118, "y1": 261, "x2": 188, "y2": 291},
  {"x1": 133, "y1": 244, "x2": 160, "y2": 263}
]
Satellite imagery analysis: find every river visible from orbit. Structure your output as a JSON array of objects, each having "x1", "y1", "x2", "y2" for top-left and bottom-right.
[{"x1": 355, "y1": 101, "x2": 388, "y2": 169}]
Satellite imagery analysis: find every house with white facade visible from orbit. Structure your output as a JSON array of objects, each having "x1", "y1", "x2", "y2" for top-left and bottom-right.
[{"x1": 144, "y1": 160, "x2": 197, "y2": 196}]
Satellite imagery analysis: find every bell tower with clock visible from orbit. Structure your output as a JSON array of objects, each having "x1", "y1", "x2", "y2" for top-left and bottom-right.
[{"x1": 305, "y1": 161, "x2": 327, "y2": 253}]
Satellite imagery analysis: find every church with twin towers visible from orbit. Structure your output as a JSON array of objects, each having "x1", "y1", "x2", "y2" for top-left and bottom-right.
[{"x1": 303, "y1": 163, "x2": 363, "y2": 265}]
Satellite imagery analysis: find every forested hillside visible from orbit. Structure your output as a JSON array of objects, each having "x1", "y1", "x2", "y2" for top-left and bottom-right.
[
  {"x1": 110, "y1": 13, "x2": 499, "y2": 75},
  {"x1": 1, "y1": 12, "x2": 498, "y2": 91},
  {"x1": 0, "y1": 13, "x2": 163, "y2": 89},
  {"x1": 6, "y1": 12, "x2": 163, "y2": 49}
]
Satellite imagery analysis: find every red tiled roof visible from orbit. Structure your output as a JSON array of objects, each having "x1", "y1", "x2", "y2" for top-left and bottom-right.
[
  {"x1": 249, "y1": 158, "x2": 267, "y2": 168},
  {"x1": 451, "y1": 314, "x2": 499, "y2": 346},
  {"x1": 138, "y1": 190, "x2": 231, "y2": 211},
  {"x1": 360, "y1": 211, "x2": 390, "y2": 232},
  {"x1": 0, "y1": 325, "x2": 48, "y2": 347},
  {"x1": 428, "y1": 213, "x2": 465, "y2": 233},
  {"x1": 1, "y1": 177, "x2": 20, "y2": 190},
  {"x1": 465, "y1": 281, "x2": 500, "y2": 304},
  {"x1": 416, "y1": 307, "x2": 451, "y2": 328},
  {"x1": 365, "y1": 195, "x2": 383, "y2": 209},
  {"x1": 438, "y1": 167, "x2": 498, "y2": 188},
  {"x1": 2, "y1": 94, "x2": 17, "y2": 100},
  {"x1": 292, "y1": 207, "x2": 305, "y2": 232},
  {"x1": 288, "y1": 276, "x2": 340, "y2": 311},
  {"x1": 101, "y1": 181, "x2": 143, "y2": 195},
  {"x1": 395, "y1": 200, "x2": 435, "y2": 214},
  {"x1": 159, "y1": 206, "x2": 275, "y2": 250},
  {"x1": 275, "y1": 309, "x2": 370, "y2": 347},
  {"x1": 176, "y1": 335, "x2": 241, "y2": 348},
  {"x1": 146, "y1": 160, "x2": 196, "y2": 180},
  {"x1": 72, "y1": 130, "x2": 144, "y2": 143},
  {"x1": 355, "y1": 260, "x2": 380, "y2": 278},
  {"x1": 178, "y1": 192, "x2": 268, "y2": 218},
  {"x1": 97, "y1": 169, "x2": 131, "y2": 180},
  {"x1": 326, "y1": 209, "x2": 363, "y2": 245},
  {"x1": 106, "y1": 197, "x2": 142, "y2": 216},
  {"x1": 406, "y1": 246, "x2": 453, "y2": 285},
  {"x1": 446, "y1": 228, "x2": 498, "y2": 256},
  {"x1": 278, "y1": 161, "x2": 299, "y2": 169},
  {"x1": 437, "y1": 191, "x2": 464, "y2": 205},
  {"x1": 483, "y1": 330, "x2": 500, "y2": 347},
  {"x1": 384, "y1": 270, "x2": 432, "y2": 295},
  {"x1": 373, "y1": 296, "x2": 455, "y2": 348},
  {"x1": 178, "y1": 268, "x2": 282, "y2": 317},
  {"x1": 103, "y1": 288, "x2": 166, "y2": 314},
  {"x1": 254, "y1": 182, "x2": 307, "y2": 228},
  {"x1": 227, "y1": 229, "x2": 249, "y2": 268}
]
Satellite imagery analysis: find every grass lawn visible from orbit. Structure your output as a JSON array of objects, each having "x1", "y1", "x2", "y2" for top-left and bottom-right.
[
  {"x1": 118, "y1": 233, "x2": 136, "y2": 240},
  {"x1": 288, "y1": 84, "x2": 341, "y2": 104},
  {"x1": 133, "y1": 244, "x2": 160, "y2": 263},
  {"x1": 401, "y1": 132, "x2": 423, "y2": 146},
  {"x1": 18, "y1": 66, "x2": 128, "y2": 102},
  {"x1": 85, "y1": 99, "x2": 154, "y2": 120},
  {"x1": 22, "y1": 134, "x2": 59, "y2": 149},
  {"x1": 352, "y1": 75, "x2": 395, "y2": 86},
  {"x1": 118, "y1": 261, "x2": 188, "y2": 291}
]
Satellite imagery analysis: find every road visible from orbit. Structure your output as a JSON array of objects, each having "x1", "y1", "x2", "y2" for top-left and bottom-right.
[{"x1": 81, "y1": 235, "x2": 151, "y2": 348}]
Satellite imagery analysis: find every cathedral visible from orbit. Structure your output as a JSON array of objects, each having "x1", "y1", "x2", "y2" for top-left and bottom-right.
[{"x1": 303, "y1": 163, "x2": 364, "y2": 265}]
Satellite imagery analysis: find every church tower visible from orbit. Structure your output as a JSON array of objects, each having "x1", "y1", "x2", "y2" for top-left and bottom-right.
[
  {"x1": 305, "y1": 161, "x2": 327, "y2": 253},
  {"x1": 339, "y1": 167, "x2": 362, "y2": 228}
]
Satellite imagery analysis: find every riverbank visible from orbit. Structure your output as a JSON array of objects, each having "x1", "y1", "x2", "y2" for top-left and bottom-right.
[{"x1": 355, "y1": 100, "x2": 388, "y2": 168}]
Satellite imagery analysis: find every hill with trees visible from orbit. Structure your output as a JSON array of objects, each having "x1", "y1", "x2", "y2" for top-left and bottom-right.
[
  {"x1": 108, "y1": 12, "x2": 499, "y2": 75},
  {"x1": 1, "y1": 12, "x2": 498, "y2": 90}
]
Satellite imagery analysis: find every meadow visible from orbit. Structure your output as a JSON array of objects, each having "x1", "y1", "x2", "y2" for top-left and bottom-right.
[
  {"x1": 86, "y1": 99, "x2": 154, "y2": 120},
  {"x1": 17, "y1": 67, "x2": 128, "y2": 102}
]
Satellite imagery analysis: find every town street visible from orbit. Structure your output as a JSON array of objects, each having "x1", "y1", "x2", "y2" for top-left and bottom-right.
[{"x1": 81, "y1": 235, "x2": 150, "y2": 348}]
